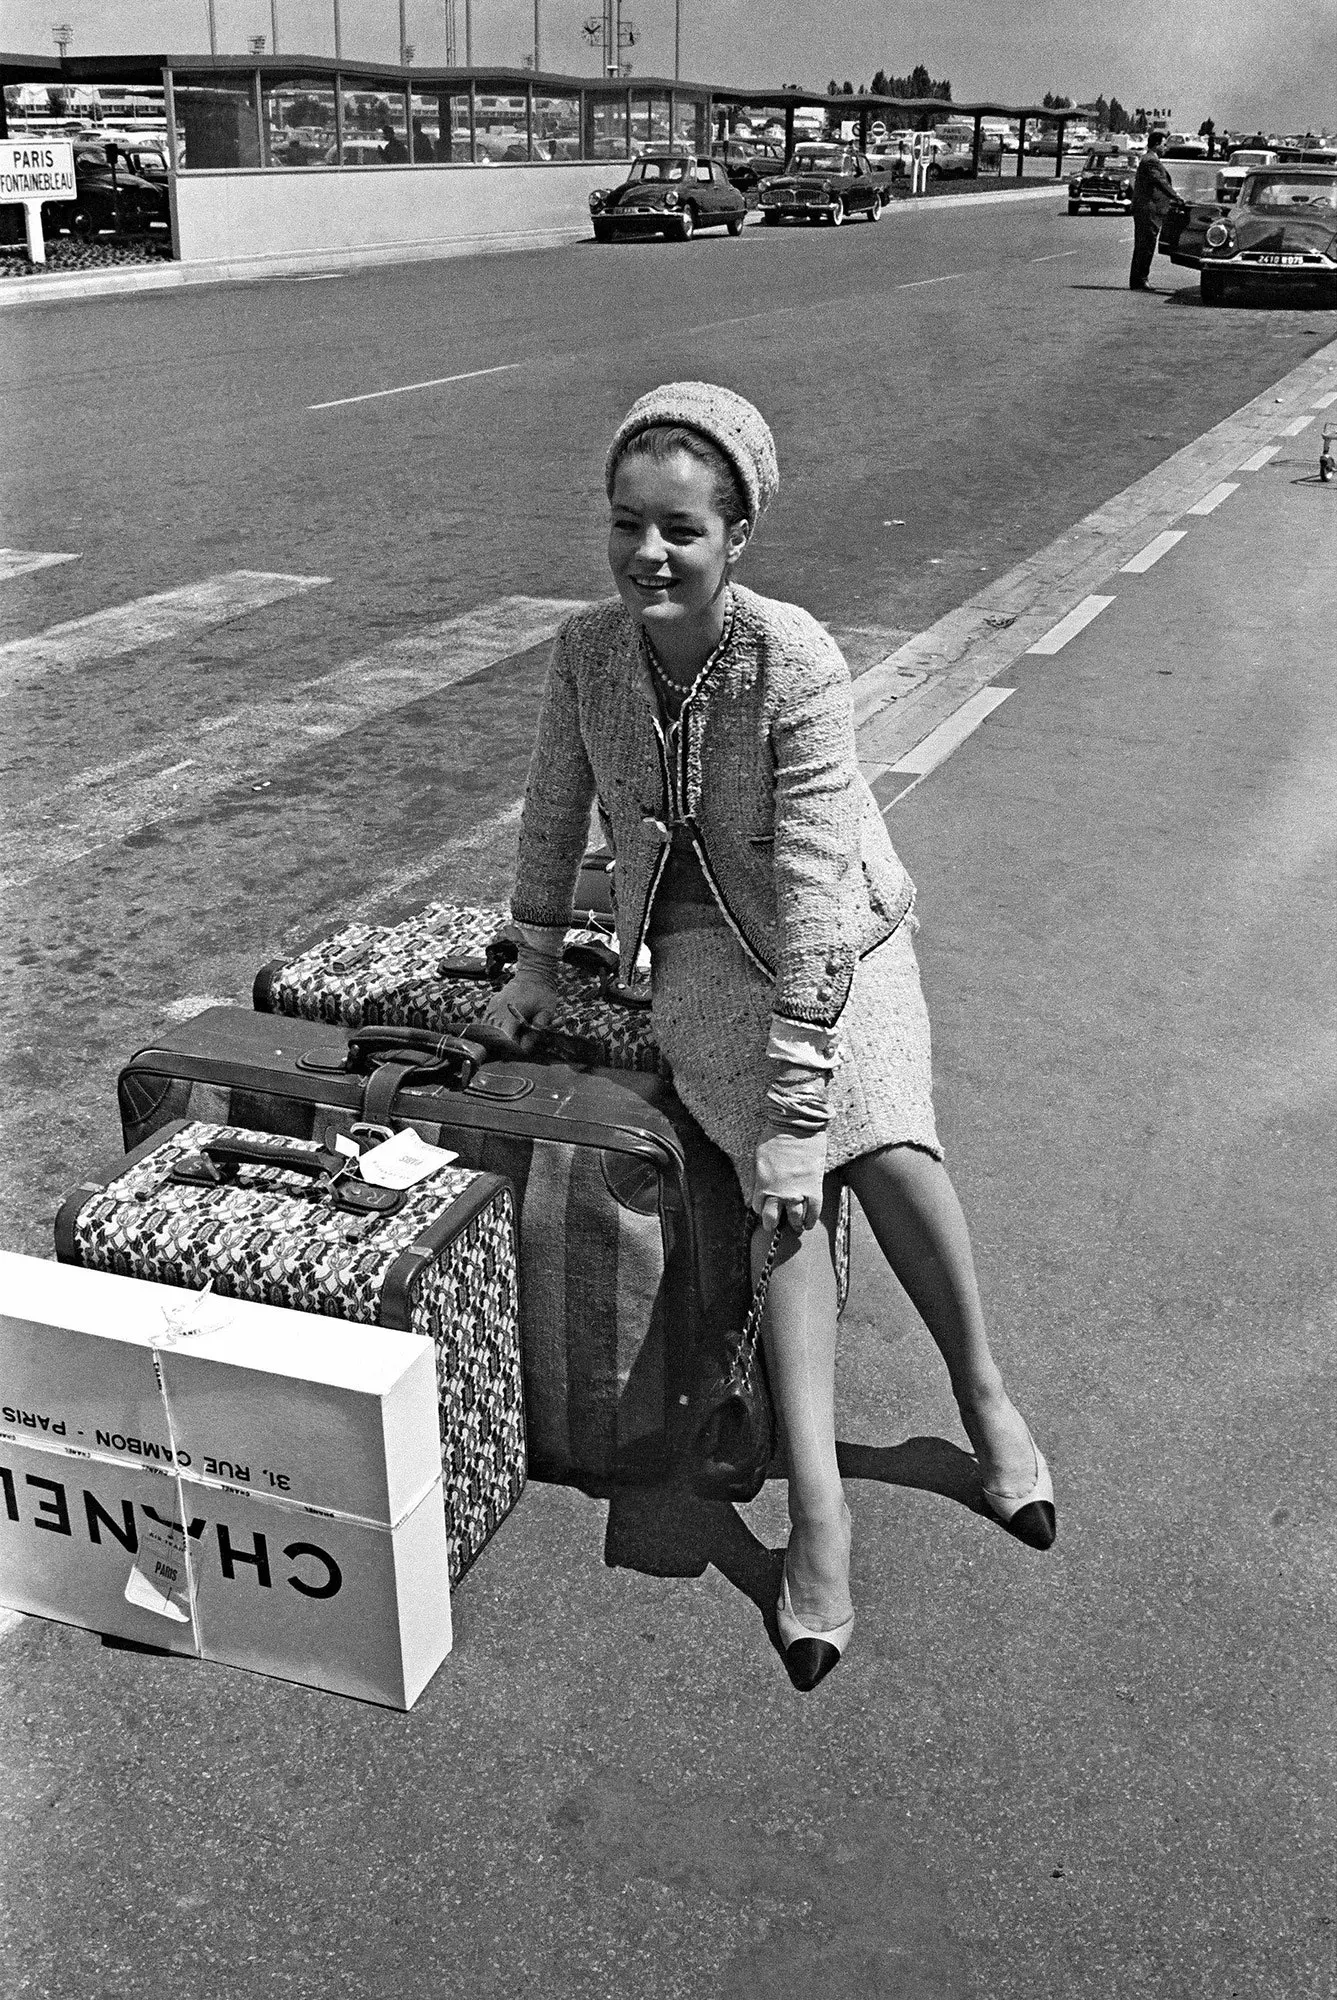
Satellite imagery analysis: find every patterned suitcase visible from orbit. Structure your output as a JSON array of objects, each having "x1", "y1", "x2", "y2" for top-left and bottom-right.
[
  {"x1": 55, "y1": 1120, "x2": 525, "y2": 1589},
  {"x1": 253, "y1": 902, "x2": 664, "y2": 1077},
  {"x1": 115, "y1": 1010, "x2": 851, "y2": 1486}
]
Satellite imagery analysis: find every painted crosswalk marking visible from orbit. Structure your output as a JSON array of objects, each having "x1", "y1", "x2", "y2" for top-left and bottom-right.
[
  {"x1": 1314, "y1": 390, "x2": 1337, "y2": 410},
  {"x1": 0, "y1": 550, "x2": 79, "y2": 583},
  {"x1": 1, "y1": 596, "x2": 580, "y2": 886},
  {"x1": 888, "y1": 685, "x2": 1015, "y2": 779},
  {"x1": 0, "y1": 571, "x2": 332, "y2": 701},
  {"x1": 1279, "y1": 412, "x2": 1314, "y2": 437},
  {"x1": 1121, "y1": 530, "x2": 1186, "y2": 574},
  {"x1": 1027, "y1": 595, "x2": 1114, "y2": 656},
  {"x1": 1185, "y1": 482, "x2": 1238, "y2": 516},
  {"x1": 1236, "y1": 444, "x2": 1280, "y2": 473}
]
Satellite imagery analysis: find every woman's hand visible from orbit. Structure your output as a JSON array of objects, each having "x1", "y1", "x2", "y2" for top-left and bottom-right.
[
  {"x1": 750, "y1": 1124, "x2": 828, "y2": 1235},
  {"x1": 478, "y1": 936, "x2": 561, "y2": 1051}
]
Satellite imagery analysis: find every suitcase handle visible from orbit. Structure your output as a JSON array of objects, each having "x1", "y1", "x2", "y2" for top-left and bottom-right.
[
  {"x1": 344, "y1": 1027, "x2": 482, "y2": 1084},
  {"x1": 173, "y1": 1136, "x2": 406, "y2": 1216}
]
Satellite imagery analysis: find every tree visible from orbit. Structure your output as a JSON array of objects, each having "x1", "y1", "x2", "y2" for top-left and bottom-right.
[
  {"x1": 871, "y1": 68, "x2": 890, "y2": 96},
  {"x1": 843, "y1": 81, "x2": 854, "y2": 94},
  {"x1": 1091, "y1": 93, "x2": 1109, "y2": 131},
  {"x1": 1108, "y1": 96, "x2": 1129, "y2": 133},
  {"x1": 873, "y1": 63, "x2": 951, "y2": 102}
]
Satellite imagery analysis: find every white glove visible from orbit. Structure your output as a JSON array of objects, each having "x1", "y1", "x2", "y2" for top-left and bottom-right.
[
  {"x1": 479, "y1": 937, "x2": 560, "y2": 1049},
  {"x1": 750, "y1": 1123, "x2": 829, "y2": 1235}
]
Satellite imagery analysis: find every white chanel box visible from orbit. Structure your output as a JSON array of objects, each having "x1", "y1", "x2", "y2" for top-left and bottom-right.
[{"x1": 0, "y1": 1252, "x2": 452, "y2": 1709}]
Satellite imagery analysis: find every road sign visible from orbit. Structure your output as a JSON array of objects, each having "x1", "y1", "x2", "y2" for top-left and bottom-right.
[{"x1": 0, "y1": 140, "x2": 75, "y2": 265}]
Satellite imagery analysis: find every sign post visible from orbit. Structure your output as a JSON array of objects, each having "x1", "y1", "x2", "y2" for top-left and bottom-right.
[{"x1": 0, "y1": 140, "x2": 76, "y2": 265}]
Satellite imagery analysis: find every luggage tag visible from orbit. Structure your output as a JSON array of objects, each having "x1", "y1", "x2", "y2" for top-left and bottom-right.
[
  {"x1": 355, "y1": 1127, "x2": 459, "y2": 1190},
  {"x1": 125, "y1": 1517, "x2": 192, "y2": 1623}
]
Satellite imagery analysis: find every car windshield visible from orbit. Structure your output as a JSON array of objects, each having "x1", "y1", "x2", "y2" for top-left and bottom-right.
[
  {"x1": 1081, "y1": 153, "x2": 1123, "y2": 171},
  {"x1": 1228, "y1": 151, "x2": 1272, "y2": 167},
  {"x1": 1162, "y1": 161, "x2": 1222, "y2": 199},
  {"x1": 790, "y1": 148, "x2": 843, "y2": 172},
  {"x1": 630, "y1": 158, "x2": 689, "y2": 182},
  {"x1": 1243, "y1": 173, "x2": 1337, "y2": 208}
]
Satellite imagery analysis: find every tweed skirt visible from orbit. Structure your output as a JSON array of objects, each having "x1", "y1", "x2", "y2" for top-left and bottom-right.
[{"x1": 649, "y1": 913, "x2": 942, "y2": 1193}]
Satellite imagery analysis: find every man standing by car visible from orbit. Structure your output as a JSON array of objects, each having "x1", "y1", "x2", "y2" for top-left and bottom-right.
[{"x1": 1129, "y1": 130, "x2": 1175, "y2": 289}]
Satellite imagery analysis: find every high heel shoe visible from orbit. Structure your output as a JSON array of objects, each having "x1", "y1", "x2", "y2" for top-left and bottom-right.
[
  {"x1": 980, "y1": 1434, "x2": 1056, "y2": 1550},
  {"x1": 776, "y1": 1563, "x2": 854, "y2": 1692}
]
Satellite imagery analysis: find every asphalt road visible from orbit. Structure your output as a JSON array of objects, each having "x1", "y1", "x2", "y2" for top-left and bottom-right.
[{"x1": 1, "y1": 199, "x2": 1334, "y2": 1999}]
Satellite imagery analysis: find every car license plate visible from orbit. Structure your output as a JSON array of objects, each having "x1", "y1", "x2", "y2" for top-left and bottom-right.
[{"x1": 1257, "y1": 253, "x2": 1303, "y2": 265}]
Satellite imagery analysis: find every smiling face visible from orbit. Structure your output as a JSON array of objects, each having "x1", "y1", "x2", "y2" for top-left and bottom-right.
[{"x1": 607, "y1": 449, "x2": 750, "y2": 654}]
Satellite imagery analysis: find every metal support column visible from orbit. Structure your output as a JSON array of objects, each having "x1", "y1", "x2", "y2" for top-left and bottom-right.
[
  {"x1": 972, "y1": 111, "x2": 983, "y2": 175},
  {"x1": 270, "y1": 0, "x2": 279, "y2": 56},
  {"x1": 533, "y1": 0, "x2": 540, "y2": 74},
  {"x1": 526, "y1": 80, "x2": 534, "y2": 160},
  {"x1": 674, "y1": 0, "x2": 680, "y2": 81},
  {"x1": 333, "y1": 67, "x2": 344, "y2": 160},
  {"x1": 399, "y1": 0, "x2": 408, "y2": 66},
  {"x1": 465, "y1": 0, "x2": 473, "y2": 67},
  {"x1": 1054, "y1": 118, "x2": 1066, "y2": 176},
  {"x1": 1016, "y1": 117, "x2": 1026, "y2": 177},
  {"x1": 207, "y1": 0, "x2": 218, "y2": 57},
  {"x1": 333, "y1": 0, "x2": 341, "y2": 60}
]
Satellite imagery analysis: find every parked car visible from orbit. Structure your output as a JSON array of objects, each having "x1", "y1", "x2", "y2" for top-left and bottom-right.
[
  {"x1": 1198, "y1": 164, "x2": 1337, "y2": 305},
  {"x1": 1216, "y1": 147, "x2": 1278, "y2": 202},
  {"x1": 1068, "y1": 147, "x2": 1137, "y2": 213},
  {"x1": 711, "y1": 137, "x2": 786, "y2": 199},
  {"x1": 47, "y1": 140, "x2": 171, "y2": 243},
  {"x1": 588, "y1": 153, "x2": 747, "y2": 241},
  {"x1": 1156, "y1": 158, "x2": 1234, "y2": 266},
  {"x1": 756, "y1": 145, "x2": 890, "y2": 226}
]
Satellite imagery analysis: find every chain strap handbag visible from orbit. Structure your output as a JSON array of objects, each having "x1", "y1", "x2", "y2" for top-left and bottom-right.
[{"x1": 677, "y1": 1222, "x2": 784, "y2": 1503}]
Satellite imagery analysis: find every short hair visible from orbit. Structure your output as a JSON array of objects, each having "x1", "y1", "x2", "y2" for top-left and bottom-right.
[{"x1": 607, "y1": 423, "x2": 750, "y2": 527}]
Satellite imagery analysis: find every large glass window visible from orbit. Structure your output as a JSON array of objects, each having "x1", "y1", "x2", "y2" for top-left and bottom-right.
[
  {"x1": 474, "y1": 90, "x2": 529, "y2": 163},
  {"x1": 536, "y1": 92, "x2": 581, "y2": 161},
  {"x1": 408, "y1": 91, "x2": 441, "y2": 162},
  {"x1": 584, "y1": 93, "x2": 628, "y2": 161},
  {"x1": 441, "y1": 93, "x2": 473, "y2": 162},
  {"x1": 630, "y1": 90, "x2": 671, "y2": 152},
  {"x1": 671, "y1": 94, "x2": 705, "y2": 151},
  {"x1": 174, "y1": 74, "x2": 262, "y2": 169},
  {"x1": 339, "y1": 84, "x2": 408, "y2": 165},
  {"x1": 264, "y1": 79, "x2": 337, "y2": 166}
]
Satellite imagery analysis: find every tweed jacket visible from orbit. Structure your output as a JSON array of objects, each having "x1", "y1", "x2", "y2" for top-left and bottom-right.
[{"x1": 510, "y1": 584, "x2": 915, "y2": 1033}]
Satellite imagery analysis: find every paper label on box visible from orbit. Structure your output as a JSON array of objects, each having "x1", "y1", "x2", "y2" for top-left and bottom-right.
[
  {"x1": 125, "y1": 1518, "x2": 193, "y2": 1623},
  {"x1": 356, "y1": 1128, "x2": 458, "y2": 1190}
]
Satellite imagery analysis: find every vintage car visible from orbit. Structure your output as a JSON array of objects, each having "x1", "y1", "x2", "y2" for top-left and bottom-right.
[
  {"x1": 756, "y1": 144, "x2": 890, "y2": 226},
  {"x1": 1067, "y1": 147, "x2": 1137, "y2": 214},
  {"x1": 42, "y1": 140, "x2": 172, "y2": 243},
  {"x1": 1197, "y1": 164, "x2": 1337, "y2": 304},
  {"x1": 1156, "y1": 158, "x2": 1233, "y2": 267},
  {"x1": 589, "y1": 153, "x2": 746, "y2": 240},
  {"x1": 1216, "y1": 147, "x2": 1278, "y2": 203},
  {"x1": 711, "y1": 137, "x2": 786, "y2": 199}
]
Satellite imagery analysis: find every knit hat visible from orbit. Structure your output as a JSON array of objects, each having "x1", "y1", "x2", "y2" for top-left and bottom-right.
[{"x1": 605, "y1": 381, "x2": 780, "y2": 524}]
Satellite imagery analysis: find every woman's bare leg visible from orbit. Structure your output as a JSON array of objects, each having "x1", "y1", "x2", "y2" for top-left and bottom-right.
[
  {"x1": 842, "y1": 1144, "x2": 1039, "y2": 1494},
  {"x1": 753, "y1": 1186, "x2": 852, "y2": 1632}
]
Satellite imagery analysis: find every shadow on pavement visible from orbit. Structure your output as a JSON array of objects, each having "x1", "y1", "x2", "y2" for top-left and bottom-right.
[
  {"x1": 603, "y1": 1482, "x2": 782, "y2": 1609},
  {"x1": 838, "y1": 1433, "x2": 983, "y2": 1512}
]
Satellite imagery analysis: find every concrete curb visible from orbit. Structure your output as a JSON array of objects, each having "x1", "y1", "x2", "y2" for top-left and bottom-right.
[
  {"x1": 855, "y1": 332, "x2": 1337, "y2": 792},
  {"x1": 0, "y1": 182, "x2": 1066, "y2": 309}
]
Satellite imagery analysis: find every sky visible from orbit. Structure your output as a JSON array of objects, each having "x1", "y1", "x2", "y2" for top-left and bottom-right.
[{"x1": 2, "y1": 0, "x2": 1333, "y2": 135}]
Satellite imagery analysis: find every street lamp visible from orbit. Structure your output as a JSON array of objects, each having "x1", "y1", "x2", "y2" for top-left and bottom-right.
[{"x1": 51, "y1": 20, "x2": 73, "y2": 58}]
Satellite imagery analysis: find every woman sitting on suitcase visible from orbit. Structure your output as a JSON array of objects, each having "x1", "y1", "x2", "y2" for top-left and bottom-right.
[{"x1": 483, "y1": 382, "x2": 1055, "y2": 1690}]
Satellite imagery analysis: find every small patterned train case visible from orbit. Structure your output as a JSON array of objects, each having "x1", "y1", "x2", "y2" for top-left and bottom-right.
[
  {"x1": 55, "y1": 1120, "x2": 525, "y2": 1589},
  {"x1": 253, "y1": 901, "x2": 664, "y2": 1077}
]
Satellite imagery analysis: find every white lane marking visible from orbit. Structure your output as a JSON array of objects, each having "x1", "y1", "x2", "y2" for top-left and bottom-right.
[
  {"x1": 0, "y1": 550, "x2": 79, "y2": 583},
  {"x1": 0, "y1": 572, "x2": 331, "y2": 701},
  {"x1": 309, "y1": 361, "x2": 523, "y2": 411},
  {"x1": 1026, "y1": 594, "x2": 1115, "y2": 655},
  {"x1": 890, "y1": 686, "x2": 1015, "y2": 777},
  {"x1": 0, "y1": 1607, "x2": 25, "y2": 1639},
  {"x1": 1236, "y1": 444, "x2": 1280, "y2": 472},
  {"x1": 313, "y1": 798, "x2": 527, "y2": 935},
  {"x1": 1312, "y1": 390, "x2": 1337, "y2": 409},
  {"x1": 1028, "y1": 249, "x2": 1079, "y2": 262},
  {"x1": 896, "y1": 273, "x2": 962, "y2": 289},
  {"x1": 1, "y1": 597, "x2": 581, "y2": 886},
  {"x1": 1121, "y1": 530, "x2": 1186, "y2": 574},
  {"x1": 294, "y1": 273, "x2": 345, "y2": 282},
  {"x1": 1279, "y1": 412, "x2": 1314, "y2": 436},
  {"x1": 1186, "y1": 481, "x2": 1239, "y2": 515}
]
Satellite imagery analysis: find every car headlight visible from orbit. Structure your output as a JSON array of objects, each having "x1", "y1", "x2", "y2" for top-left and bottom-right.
[
  {"x1": 1205, "y1": 220, "x2": 1230, "y2": 248},
  {"x1": 663, "y1": 189, "x2": 679, "y2": 207},
  {"x1": 589, "y1": 191, "x2": 605, "y2": 211},
  {"x1": 821, "y1": 180, "x2": 833, "y2": 194}
]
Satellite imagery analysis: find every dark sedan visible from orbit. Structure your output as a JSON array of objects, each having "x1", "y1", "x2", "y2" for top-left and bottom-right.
[
  {"x1": 1067, "y1": 148, "x2": 1136, "y2": 214},
  {"x1": 589, "y1": 154, "x2": 746, "y2": 242},
  {"x1": 1157, "y1": 158, "x2": 1233, "y2": 268},
  {"x1": 50, "y1": 140, "x2": 171, "y2": 244},
  {"x1": 756, "y1": 144, "x2": 889, "y2": 226},
  {"x1": 712, "y1": 137, "x2": 786, "y2": 200},
  {"x1": 1198, "y1": 165, "x2": 1337, "y2": 305}
]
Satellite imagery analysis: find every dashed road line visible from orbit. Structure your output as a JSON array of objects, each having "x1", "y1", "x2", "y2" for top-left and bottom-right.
[
  {"x1": 889, "y1": 685, "x2": 1015, "y2": 777},
  {"x1": 896, "y1": 273, "x2": 962, "y2": 289},
  {"x1": 1186, "y1": 481, "x2": 1239, "y2": 516},
  {"x1": 1236, "y1": 444, "x2": 1281, "y2": 472},
  {"x1": 1121, "y1": 530, "x2": 1186, "y2": 574},
  {"x1": 1311, "y1": 390, "x2": 1337, "y2": 409},
  {"x1": 0, "y1": 596, "x2": 580, "y2": 886},
  {"x1": 1279, "y1": 411, "x2": 1315, "y2": 436},
  {"x1": 0, "y1": 571, "x2": 331, "y2": 701},
  {"x1": 1026, "y1": 594, "x2": 1115, "y2": 655},
  {"x1": 0, "y1": 550, "x2": 79, "y2": 583},
  {"x1": 309, "y1": 361, "x2": 524, "y2": 411},
  {"x1": 1028, "y1": 250, "x2": 1079, "y2": 262}
]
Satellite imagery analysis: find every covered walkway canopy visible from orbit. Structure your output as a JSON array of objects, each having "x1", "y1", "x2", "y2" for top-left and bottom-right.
[{"x1": 1, "y1": 53, "x2": 1083, "y2": 175}]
